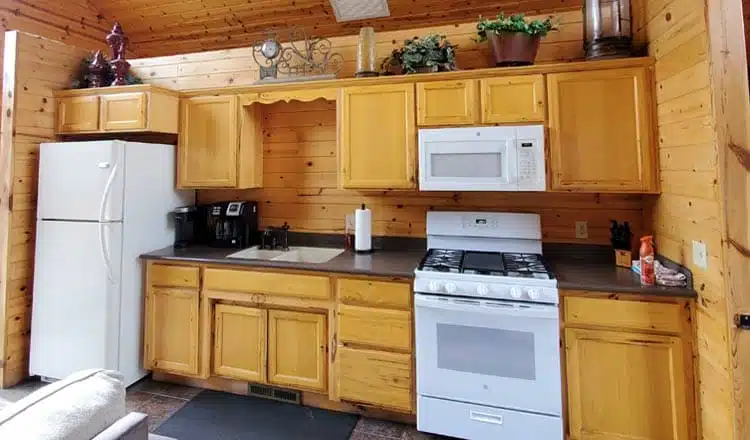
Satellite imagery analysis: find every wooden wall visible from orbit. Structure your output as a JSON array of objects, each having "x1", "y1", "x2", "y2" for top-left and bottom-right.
[
  {"x1": 0, "y1": 31, "x2": 89, "y2": 386},
  {"x1": 198, "y1": 99, "x2": 646, "y2": 244},
  {"x1": 129, "y1": 10, "x2": 585, "y2": 91},
  {"x1": 632, "y1": 0, "x2": 734, "y2": 439}
]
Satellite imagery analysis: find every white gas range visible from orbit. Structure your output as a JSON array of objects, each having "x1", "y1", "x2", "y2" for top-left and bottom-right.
[{"x1": 414, "y1": 212, "x2": 563, "y2": 440}]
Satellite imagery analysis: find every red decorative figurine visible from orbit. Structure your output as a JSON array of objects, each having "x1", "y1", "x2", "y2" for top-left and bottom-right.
[{"x1": 106, "y1": 22, "x2": 130, "y2": 86}]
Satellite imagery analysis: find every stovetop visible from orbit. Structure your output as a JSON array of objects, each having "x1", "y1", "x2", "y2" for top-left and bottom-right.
[{"x1": 418, "y1": 248, "x2": 554, "y2": 280}]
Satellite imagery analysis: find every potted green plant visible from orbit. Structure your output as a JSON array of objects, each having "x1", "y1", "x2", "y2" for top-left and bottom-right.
[
  {"x1": 382, "y1": 34, "x2": 457, "y2": 75},
  {"x1": 476, "y1": 13, "x2": 555, "y2": 67}
]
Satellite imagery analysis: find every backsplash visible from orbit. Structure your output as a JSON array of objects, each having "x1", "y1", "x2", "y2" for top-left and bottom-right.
[{"x1": 198, "y1": 100, "x2": 647, "y2": 245}]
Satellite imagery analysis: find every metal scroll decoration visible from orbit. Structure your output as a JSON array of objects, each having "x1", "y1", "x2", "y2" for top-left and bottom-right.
[{"x1": 252, "y1": 28, "x2": 344, "y2": 83}]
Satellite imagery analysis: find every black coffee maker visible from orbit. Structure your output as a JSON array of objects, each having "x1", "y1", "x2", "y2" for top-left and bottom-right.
[
  {"x1": 173, "y1": 206, "x2": 198, "y2": 248},
  {"x1": 197, "y1": 201, "x2": 258, "y2": 248}
]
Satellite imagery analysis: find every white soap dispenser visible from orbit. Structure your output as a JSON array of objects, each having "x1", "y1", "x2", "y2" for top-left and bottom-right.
[{"x1": 354, "y1": 203, "x2": 372, "y2": 254}]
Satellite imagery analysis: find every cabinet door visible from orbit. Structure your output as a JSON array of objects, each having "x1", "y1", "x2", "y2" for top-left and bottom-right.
[
  {"x1": 100, "y1": 92, "x2": 147, "y2": 131},
  {"x1": 417, "y1": 80, "x2": 478, "y2": 126},
  {"x1": 144, "y1": 288, "x2": 200, "y2": 375},
  {"x1": 548, "y1": 68, "x2": 656, "y2": 192},
  {"x1": 565, "y1": 328, "x2": 690, "y2": 440},
  {"x1": 340, "y1": 84, "x2": 416, "y2": 189},
  {"x1": 268, "y1": 310, "x2": 327, "y2": 391},
  {"x1": 337, "y1": 347, "x2": 413, "y2": 413},
  {"x1": 213, "y1": 304, "x2": 267, "y2": 382},
  {"x1": 57, "y1": 96, "x2": 100, "y2": 133},
  {"x1": 480, "y1": 75, "x2": 546, "y2": 123},
  {"x1": 178, "y1": 95, "x2": 239, "y2": 188}
]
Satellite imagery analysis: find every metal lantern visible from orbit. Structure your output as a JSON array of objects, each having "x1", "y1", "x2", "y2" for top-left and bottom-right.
[{"x1": 584, "y1": 0, "x2": 633, "y2": 59}]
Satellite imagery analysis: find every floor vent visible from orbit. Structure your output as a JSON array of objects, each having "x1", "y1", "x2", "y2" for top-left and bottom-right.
[{"x1": 248, "y1": 384, "x2": 301, "y2": 404}]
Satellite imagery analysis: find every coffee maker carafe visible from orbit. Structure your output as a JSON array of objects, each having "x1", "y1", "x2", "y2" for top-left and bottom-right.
[{"x1": 198, "y1": 201, "x2": 258, "y2": 248}]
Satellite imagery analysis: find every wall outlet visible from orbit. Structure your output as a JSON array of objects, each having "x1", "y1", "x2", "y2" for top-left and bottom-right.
[
  {"x1": 575, "y1": 221, "x2": 589, "y2": 239},
  {"x1": 693, "y1": 240, "x2": 708, "y2": 269}
]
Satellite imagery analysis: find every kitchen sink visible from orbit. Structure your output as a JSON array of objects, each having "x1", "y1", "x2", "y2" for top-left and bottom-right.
[{"x1": 227, "y1": 246, "x2": 344, "y2": 264}]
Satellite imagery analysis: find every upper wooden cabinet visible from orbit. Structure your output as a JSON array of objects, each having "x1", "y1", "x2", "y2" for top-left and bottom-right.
[
  {"x1": 268, "y1": 310, "x2": 327, "y2": 392},
  {"x1": 340, "y1": 84, "x2": 417, "y2": 189},
  {"x1": 417, "y1": 80, "x2": 478, "y2": 126},
  {"x1": 177, "y1": 96, "x2": 262, "y2": 189},
  {"x1": 547, "y1": 67, "x2": 657, "y2": 193},
  {"x1": 55, "y1": 85, "x2": 178, "y2": 134},
  {"x1": 480, "y1": 75, "x2": 546, "y2": 123}
]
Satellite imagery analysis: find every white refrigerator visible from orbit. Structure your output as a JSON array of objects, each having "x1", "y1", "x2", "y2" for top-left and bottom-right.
[{"x1": 30, "y1": 140, "x2": 194, "y2": 386}]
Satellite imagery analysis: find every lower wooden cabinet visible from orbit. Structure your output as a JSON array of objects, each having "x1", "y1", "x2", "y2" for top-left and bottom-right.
[
  {"x1": 144, "y1": 287, "x2": 200, "y2": 376},
  {"x1": 268, "y1": 310, "x2": 327, "y2": 392},
  {"x1": 337, "y1": 347, "x2": 413, "y2": 413},
  {"x1": 213, "y1": 304, "x2": 267, "y2": 382}
]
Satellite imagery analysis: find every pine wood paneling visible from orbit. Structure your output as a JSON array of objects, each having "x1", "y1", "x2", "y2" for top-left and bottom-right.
[
  {"x1": 129, "y1": 10, "x2": 586, "y2": 89},
  {"x1": 93, "y1": 0, "x2": 582, "y2": 57},
  {"x1": 633, "y1": 0, "x2": 735, "y2": 439},
  {"x1": 198, "y1": 99, "x2": 645, "y2": 244},
  {"x1": 0, "y1": 32, "x2": 89, "y2": 387}
]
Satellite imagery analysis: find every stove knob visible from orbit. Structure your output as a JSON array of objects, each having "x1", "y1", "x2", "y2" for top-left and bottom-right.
[
  {"x1": 428, "y1": 281, "x2": 442, "y2": 292},
  {"x1": 445, "y1": 283, "x2": 457, "y2": 294},
  {"x1": 477, "y1": 284, "x2": 490, "y2": 296},
  {"x1": 527, "y1": 288, "x2": 541, "y2": 301},
  {"x1": 510, "y1": 287, "x2": 523, "y2": 299}
]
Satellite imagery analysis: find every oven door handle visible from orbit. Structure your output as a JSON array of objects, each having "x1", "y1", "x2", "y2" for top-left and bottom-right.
[{"x1": 414, "y1": 294, "x2": 559, "y2": 320}]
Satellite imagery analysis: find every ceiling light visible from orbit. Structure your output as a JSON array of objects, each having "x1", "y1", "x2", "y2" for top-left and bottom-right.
[{"x1": 329, "y1": 0, "x2": 391, "y2": 22}]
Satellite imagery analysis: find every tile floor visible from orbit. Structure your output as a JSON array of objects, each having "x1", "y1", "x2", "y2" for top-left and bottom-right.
[{"x1": 0, "y1": 377, "x2": 448, "y2": 440}]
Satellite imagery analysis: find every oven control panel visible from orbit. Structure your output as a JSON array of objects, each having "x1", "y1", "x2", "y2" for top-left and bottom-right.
[{"x1": 414, "y1": 277, "x2": 559, "y2": 305}]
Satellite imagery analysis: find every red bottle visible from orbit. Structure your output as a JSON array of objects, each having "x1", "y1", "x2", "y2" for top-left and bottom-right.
[{"x1": 640, "y1": 235, "x2": 655, "y2": 286}]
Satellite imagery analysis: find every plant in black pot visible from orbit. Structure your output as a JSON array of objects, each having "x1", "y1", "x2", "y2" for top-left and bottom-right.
[
  {"x1": 382, "y1": 34, "x2": 457, "y2": 75},
  {"x1": 477, "y1": 13, "x2": 556, "y2": 67}
]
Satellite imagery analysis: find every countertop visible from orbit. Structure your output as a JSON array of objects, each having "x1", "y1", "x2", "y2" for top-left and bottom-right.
[{"x1": 140, "y1": 246, "x2": 697, "y2": 298}]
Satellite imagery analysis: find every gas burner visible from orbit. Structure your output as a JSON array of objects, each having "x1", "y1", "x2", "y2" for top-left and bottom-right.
[{"x1": 420, "y1": 249, "x2": 463, "y2": 273}]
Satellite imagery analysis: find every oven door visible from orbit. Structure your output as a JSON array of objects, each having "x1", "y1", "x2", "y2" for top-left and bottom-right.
[
  {"x1": 418, "y1": 128, "x2": 519, "y2": 191},
  {"x1": 415, "y1": 293, "x2": 562, "y2": 416}
]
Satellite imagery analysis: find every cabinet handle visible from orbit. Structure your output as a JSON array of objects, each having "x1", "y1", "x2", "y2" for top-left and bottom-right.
[
  {"x1": 331, "y1": 334, "x2": 338, "y2": 362},
  {"x1": 470, "y1": 411, "x2": 504, "y2": 426}
]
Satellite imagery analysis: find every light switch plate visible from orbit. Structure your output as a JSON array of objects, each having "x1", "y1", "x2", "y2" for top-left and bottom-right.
[
  {"x1": 693, "y1": 240, "x2": 708, "y2": 269},
  {"x1": 575, "y1": 221, "x2": 588, "y2": 239}
]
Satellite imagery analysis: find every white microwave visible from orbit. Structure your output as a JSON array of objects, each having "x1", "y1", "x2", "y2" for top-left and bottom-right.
[{"x1": 418, "y1": 126, "x2": 546, "y2": 191}]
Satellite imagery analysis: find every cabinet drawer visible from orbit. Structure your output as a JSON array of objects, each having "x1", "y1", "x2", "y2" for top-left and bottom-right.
[
  {"x1": 564, "y1": 296, "x2": 683, "y2": 333},
  {"x1": 337, "y1": 347, "x2": 412, "y2": 413},
  {"x1": 148, "y1": 264, "x2": 199, "y2": 289},
  {"x1": 204, "y1": 268, "x2": 330, "y2": 299},
  {"x1": 338, "y1": 304, "x2": 411, "y2": 351},
  {"x1": 337, "y1": 278, "x2": 411, "y2": 309}
]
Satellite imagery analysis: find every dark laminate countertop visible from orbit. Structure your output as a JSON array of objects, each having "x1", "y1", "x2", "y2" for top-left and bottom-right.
[
  {"x1": 140, "y1": 245, "x2": 425, "y2": 279},
  {"x1": 140, "y1": 245, "x2": 697, "y2": 298}
]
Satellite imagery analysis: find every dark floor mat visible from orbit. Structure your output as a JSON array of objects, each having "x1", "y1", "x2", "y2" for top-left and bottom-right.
[{"x1": 153, "y1": 389, "x2": 358, "y2": 440}]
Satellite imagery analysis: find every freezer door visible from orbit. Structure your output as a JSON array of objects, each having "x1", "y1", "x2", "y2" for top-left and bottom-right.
[
  {"x1": 38, "y1": 141, "x2": 125, "y2": 221},
  {"x1": 30, "y1": 220, "x2": 123, "y2": 380}
]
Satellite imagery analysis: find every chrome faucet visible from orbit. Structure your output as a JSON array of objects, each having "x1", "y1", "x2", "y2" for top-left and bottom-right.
[{"x1": 261, "y1": 222, "x2": 290, "y2": 251}]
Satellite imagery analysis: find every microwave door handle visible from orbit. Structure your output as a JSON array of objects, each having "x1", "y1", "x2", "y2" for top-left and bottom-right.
[{"x1": 414, "y1": 294, "x2": 558, "y2": 320}]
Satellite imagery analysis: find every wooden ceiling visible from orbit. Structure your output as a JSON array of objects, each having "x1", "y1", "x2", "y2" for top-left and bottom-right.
[{"x1": 87, "y1": 0, "x2": 583, "y2": 57}]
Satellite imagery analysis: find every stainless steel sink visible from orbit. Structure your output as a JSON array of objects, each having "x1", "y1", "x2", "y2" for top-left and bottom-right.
[{"x1": 227, "y1": 246, "x2": 344, "y2": 264}]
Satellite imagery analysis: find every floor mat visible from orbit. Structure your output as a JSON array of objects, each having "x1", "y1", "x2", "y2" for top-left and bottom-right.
[{"x1": 154, "y1": 390, "x2": 358, "y2": 440}]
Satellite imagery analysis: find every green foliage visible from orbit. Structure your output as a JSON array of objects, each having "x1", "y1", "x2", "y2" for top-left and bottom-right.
[
  {"x1": 71, "y1": 53, "x2": 143, "y2": 89},
  {"x1": 476, "y1": 13, "x2": 556, "y2": 41},
  {"x1": 382, "y1": 34, "x2": 457, "y2": 74}
]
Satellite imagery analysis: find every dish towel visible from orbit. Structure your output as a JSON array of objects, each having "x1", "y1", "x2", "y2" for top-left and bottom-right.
[{"x1": 631, "y1": 260, "x2": 688, "y2": 288}]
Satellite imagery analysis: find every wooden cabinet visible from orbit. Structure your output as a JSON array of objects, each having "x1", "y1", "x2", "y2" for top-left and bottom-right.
[
  {"x1": 338, "y1": 304, "x2": 411, "y2": 351},
  {"x1": 547, "y1": 67, "x2": 657, "y2": 192},
  {"x1": 337, "y1": 347, "x2": 412, "y2": 412},
  {"x1": 144, "y1": 287, "x2": 200, "y2": 375},
  {"x1": 213, "y1": 305, "x2": 267, "y2": 382},
  {"x1": 178, "y1": 96, "x2": 263, "y2": 189},
  {"x1": 57, "y1": 96, "x2": 100, "y2": 133},
  {"x1": 55, "y1": 85, "x2": 178, "y2": 134},
  {"x1": 480, "y1": 75, "x2": 546, "y2": 123},
  {"x1": 268, "y1": 310, "x2": 327, "y2": 392},
  {"x1": 100, "y1": 92, "x2": 147, "y2": 131},
  {"x1": 340, "y1": 84, "x2": 416, "y2": 189},
  {"x1": 417, "y1": 80, "x2": 478, "y2": 126},
  {"x1": 563, "y1": 295, "x2": 694, "y2": 440}
]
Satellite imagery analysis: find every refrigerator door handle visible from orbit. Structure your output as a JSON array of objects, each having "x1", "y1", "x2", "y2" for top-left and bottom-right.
[
  {"x1": 98, "y1": 163, "x2": 118, "y2": 222},
  {"x1": 99, "y1": 222, "x2": 115, "y2": 284}
]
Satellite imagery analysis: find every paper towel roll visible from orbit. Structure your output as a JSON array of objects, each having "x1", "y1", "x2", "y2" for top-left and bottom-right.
[{"x1": 355, "y1": 204, "x2": 372, "y2": 253}]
